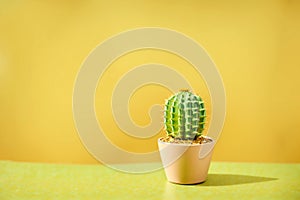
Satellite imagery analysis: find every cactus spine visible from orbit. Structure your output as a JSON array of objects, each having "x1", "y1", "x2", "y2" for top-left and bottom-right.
[{"x1": 164, "y1": 89, "x2": 206, "y2": 140}]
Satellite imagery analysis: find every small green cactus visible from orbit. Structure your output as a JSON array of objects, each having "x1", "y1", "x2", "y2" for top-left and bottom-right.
[{"x1": 164, "y1": 89, "x2": 206, "y2": 140}]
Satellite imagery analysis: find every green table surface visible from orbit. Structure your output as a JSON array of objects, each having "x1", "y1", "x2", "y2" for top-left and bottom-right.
[{"x1": 0, "y1": 160, "x2": 299, "y2": 200}]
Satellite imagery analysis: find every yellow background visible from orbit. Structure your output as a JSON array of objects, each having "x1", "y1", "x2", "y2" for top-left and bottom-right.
[{"x1": 0, "y1": 0, "x2": 299, "y2": 164}]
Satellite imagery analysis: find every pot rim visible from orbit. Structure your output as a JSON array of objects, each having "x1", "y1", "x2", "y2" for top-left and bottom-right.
[{"x1": 158, "y1": 136, "x2": 214, "y2": 147}]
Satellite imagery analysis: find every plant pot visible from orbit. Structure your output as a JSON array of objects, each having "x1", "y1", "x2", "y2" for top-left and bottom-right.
[{"x1": 158, "y1": 136, "x2": 215, "y2": 184}]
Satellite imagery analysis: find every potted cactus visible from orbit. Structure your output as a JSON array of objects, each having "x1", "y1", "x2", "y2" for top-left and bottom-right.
[{"x1": 158, "y1": 89, "x2": 215, "y2": 184}]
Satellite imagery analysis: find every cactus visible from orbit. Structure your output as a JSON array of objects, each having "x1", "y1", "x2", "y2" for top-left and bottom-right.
[{"x1": 164, "y1": 89, "x2": 206, "y2": 140}]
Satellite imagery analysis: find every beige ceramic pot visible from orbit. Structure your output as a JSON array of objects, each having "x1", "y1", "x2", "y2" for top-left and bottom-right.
[{"x1": 158, "y1": 137, "x2": 215, "y2": 184}]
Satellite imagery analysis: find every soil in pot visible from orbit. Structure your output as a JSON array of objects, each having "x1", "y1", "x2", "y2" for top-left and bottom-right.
[{"x1": 160, "y1": 135, "x2": 212, "y2": 145}]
